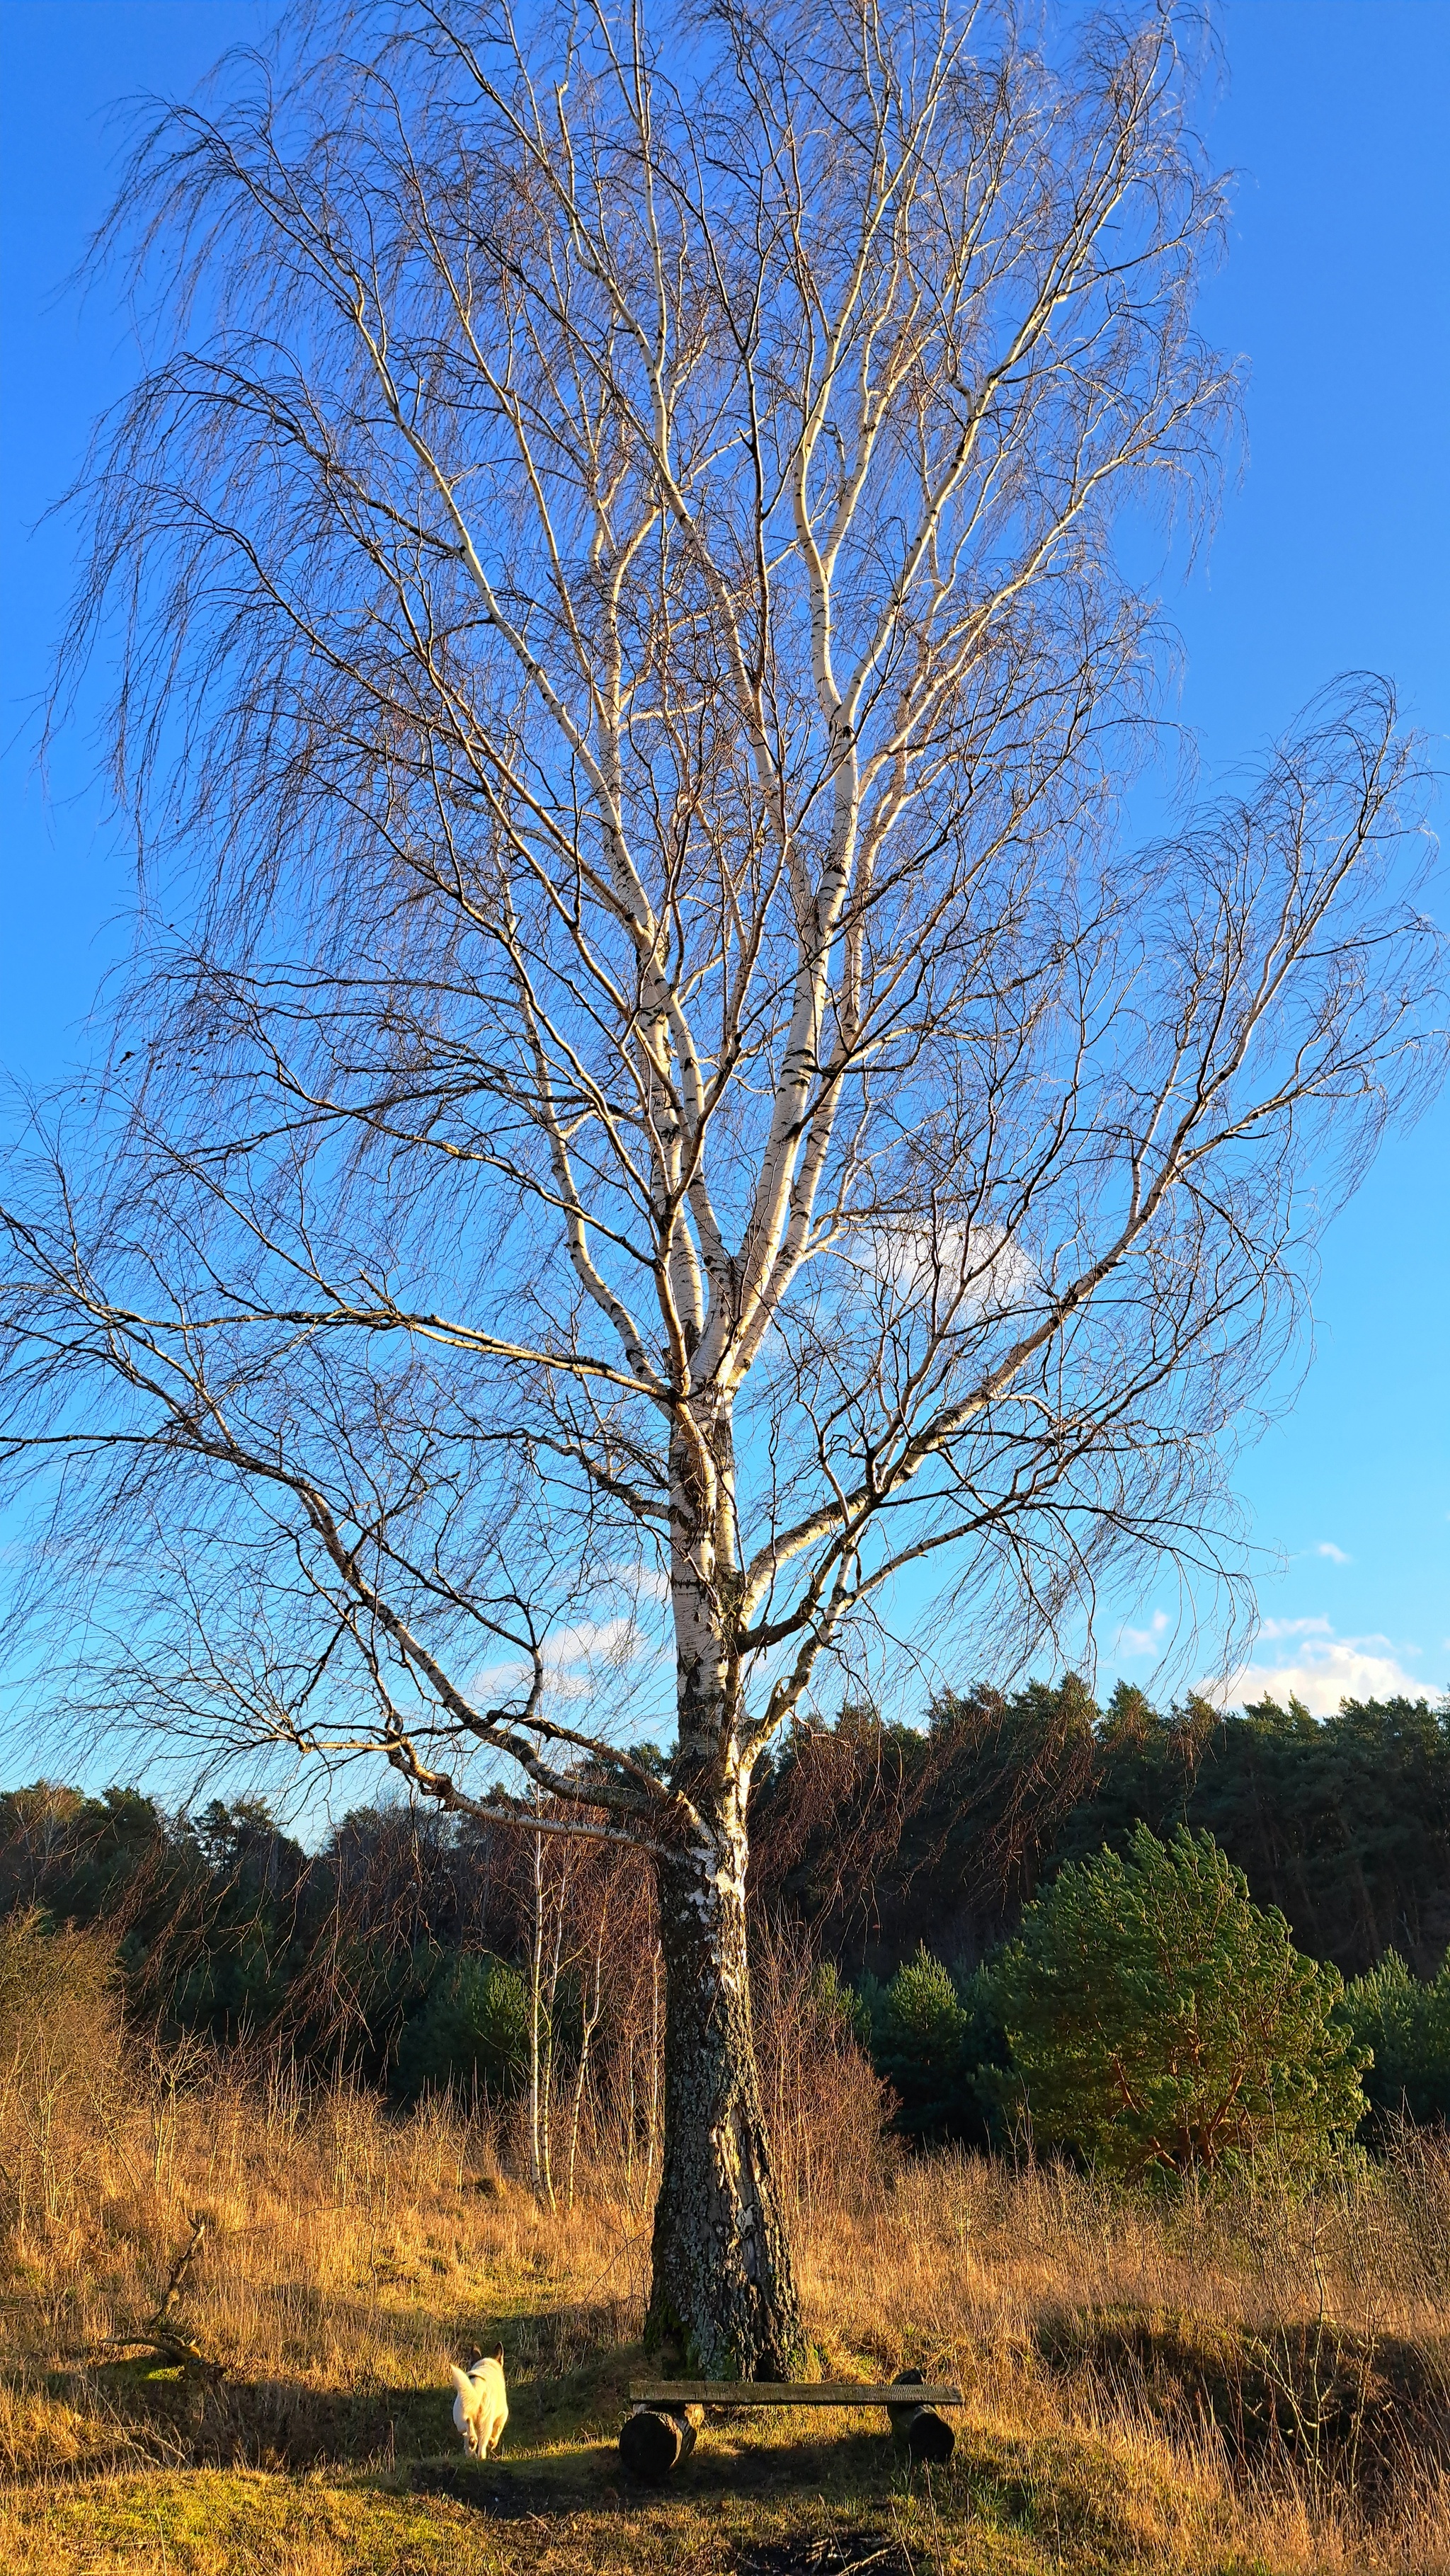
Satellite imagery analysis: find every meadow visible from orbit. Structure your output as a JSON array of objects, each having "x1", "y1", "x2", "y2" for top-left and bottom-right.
[{"x1": 3, "y1": 1920, "x2": 1449, "y2": 2576}]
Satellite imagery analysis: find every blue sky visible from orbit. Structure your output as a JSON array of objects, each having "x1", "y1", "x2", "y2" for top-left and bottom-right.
[
  {"x1": 1120, "y1": 0, "x2": 1450, "y2": 1716},
  {"x1": 2, "y1": 0, "x2": 1446, "y2": 1727}
]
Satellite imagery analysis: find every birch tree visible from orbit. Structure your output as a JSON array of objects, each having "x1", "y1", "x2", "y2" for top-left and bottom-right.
[{"x1": 1, "y1": 0, "x2": 1440, "y2": 2374}]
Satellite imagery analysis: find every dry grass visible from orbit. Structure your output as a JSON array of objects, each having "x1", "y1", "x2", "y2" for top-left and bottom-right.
[{"x1": 3, "y1": 1932, "x2": 1449, "y2": 2573}]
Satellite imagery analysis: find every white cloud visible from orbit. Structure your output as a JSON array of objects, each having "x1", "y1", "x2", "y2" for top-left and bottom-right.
[
  {"x1": 1117, "y1": 1608, "x2": 1171, "y2": 1657},
  {"x1": 466, "y1": 1609, "x2": 666, "y2": 1710},
  {"x1": 849, "y1": 1220, "x2": 1035, "y2": 1320},
  {"x1": 613, "y1": 1561, "x2": 670, "y2": 1605},
  {"x1": 1313, "y1": 1541, "x2": 1352, "y2": 1566},
  {"x1": 1214, "y1": 1620, "x2": 1442, "y2": 1719}
]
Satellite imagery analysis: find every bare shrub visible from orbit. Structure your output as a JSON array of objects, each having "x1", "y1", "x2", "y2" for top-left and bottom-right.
[
  {"x1": 751, "y1": 1920, "x2": 896, "y2": 2226},
  {"x1": 0, "y1": 1913, "x2": 127, "y2": 2240}
]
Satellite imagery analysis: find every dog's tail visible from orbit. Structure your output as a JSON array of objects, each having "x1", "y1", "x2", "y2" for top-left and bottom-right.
[{"x1": 448, "y1": 2364, "x2": 476, "y2": 2403}]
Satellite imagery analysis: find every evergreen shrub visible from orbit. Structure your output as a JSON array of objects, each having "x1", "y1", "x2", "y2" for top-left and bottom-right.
[
  {"x1": 988, "y1": 1824, "x2": 1368, "y2": 2179},
  {"x1": 1345, "y1": 1950, "x2": 1450, "y2": 2126},
  {"x1": 392, "y1": 1951, "x2": 529, "y2": 2102}
]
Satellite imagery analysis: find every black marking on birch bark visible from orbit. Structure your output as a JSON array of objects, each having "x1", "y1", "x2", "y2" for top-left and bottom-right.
[{"x1": 644, "y1": 1820, "x2": 804, "y2": 2379}]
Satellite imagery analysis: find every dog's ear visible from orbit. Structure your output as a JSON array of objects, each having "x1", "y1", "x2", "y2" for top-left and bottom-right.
[{"x1": 491, "y1": 2345, "x2": 504, "y2": 2364}]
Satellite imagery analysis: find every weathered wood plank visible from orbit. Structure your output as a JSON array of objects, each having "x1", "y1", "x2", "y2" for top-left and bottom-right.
[{"x1": 627, "y1": 2381, "x2": 962, "y2": 2408}]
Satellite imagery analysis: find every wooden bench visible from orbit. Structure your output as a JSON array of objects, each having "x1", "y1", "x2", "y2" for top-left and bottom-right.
[{"x1": 619, "y1": 2372, "x2": 962, "y2": 2478}]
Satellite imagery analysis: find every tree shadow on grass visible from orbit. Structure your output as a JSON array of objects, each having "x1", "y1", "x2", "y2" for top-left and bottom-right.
[
  {"x1": 13, "y1": 2299, "x2": 645, "y2": 2484},
  {"x1": 16, "y1": 2310, "x2": 938, "y2": 2521},
  {"x1": 409, "y1": 2421, "x2": 915, "y2": 2519},
  {"x1": 16, "y1": 2359, "x2": 448, "y2": 2480}
]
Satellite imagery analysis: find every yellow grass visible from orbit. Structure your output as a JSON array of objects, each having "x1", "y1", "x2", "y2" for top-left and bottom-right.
[{"x1": 3, "y1": 1960, "x2": 1449, "y2": 2574}]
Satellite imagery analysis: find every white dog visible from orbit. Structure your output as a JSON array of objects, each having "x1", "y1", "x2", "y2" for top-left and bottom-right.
[{"x1": 450, "y1": 2347, "x2": 508, "y2": 2459}]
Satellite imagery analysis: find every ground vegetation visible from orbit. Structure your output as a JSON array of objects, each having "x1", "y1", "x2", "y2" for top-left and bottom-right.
[{"x1": 2, "y1": 1918, "x2": 1449, "y2": 2575}]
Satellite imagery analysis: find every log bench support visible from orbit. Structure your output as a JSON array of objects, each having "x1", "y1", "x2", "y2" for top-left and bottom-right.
[
  {"x1": 619, "y1": 2374, "x2": 961, "y2": 2480},
  {"x1": 617, "y1": 2402, "x2": 700, "y2": 2480}
]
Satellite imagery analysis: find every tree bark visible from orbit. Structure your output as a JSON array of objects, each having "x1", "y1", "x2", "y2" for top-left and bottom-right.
[{"x1": 644, "y1": 1792, "x2": 805, "y2": 2378}]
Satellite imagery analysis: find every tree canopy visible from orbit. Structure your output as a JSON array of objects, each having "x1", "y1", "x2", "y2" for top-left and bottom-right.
[{"x1": 0, "y1": 0, "x2": 1442, "y2": 2369}]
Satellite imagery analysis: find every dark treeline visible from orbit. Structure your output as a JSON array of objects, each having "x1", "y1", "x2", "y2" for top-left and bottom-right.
[
  {"x1": 752, "y1": 1683, "x2": 1450, "y2": 1983},
  {"x1": 4, "y1": 1684, "x2": 1447, "y2": 2105},
  {"x1": 0, "y1": 1786, "x2": 520, "y2": 2084}
]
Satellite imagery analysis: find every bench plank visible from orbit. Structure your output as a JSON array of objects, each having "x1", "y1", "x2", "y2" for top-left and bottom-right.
[{"x1": 628, "y1": 2382, "x2": 962, "y2": 2408}]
